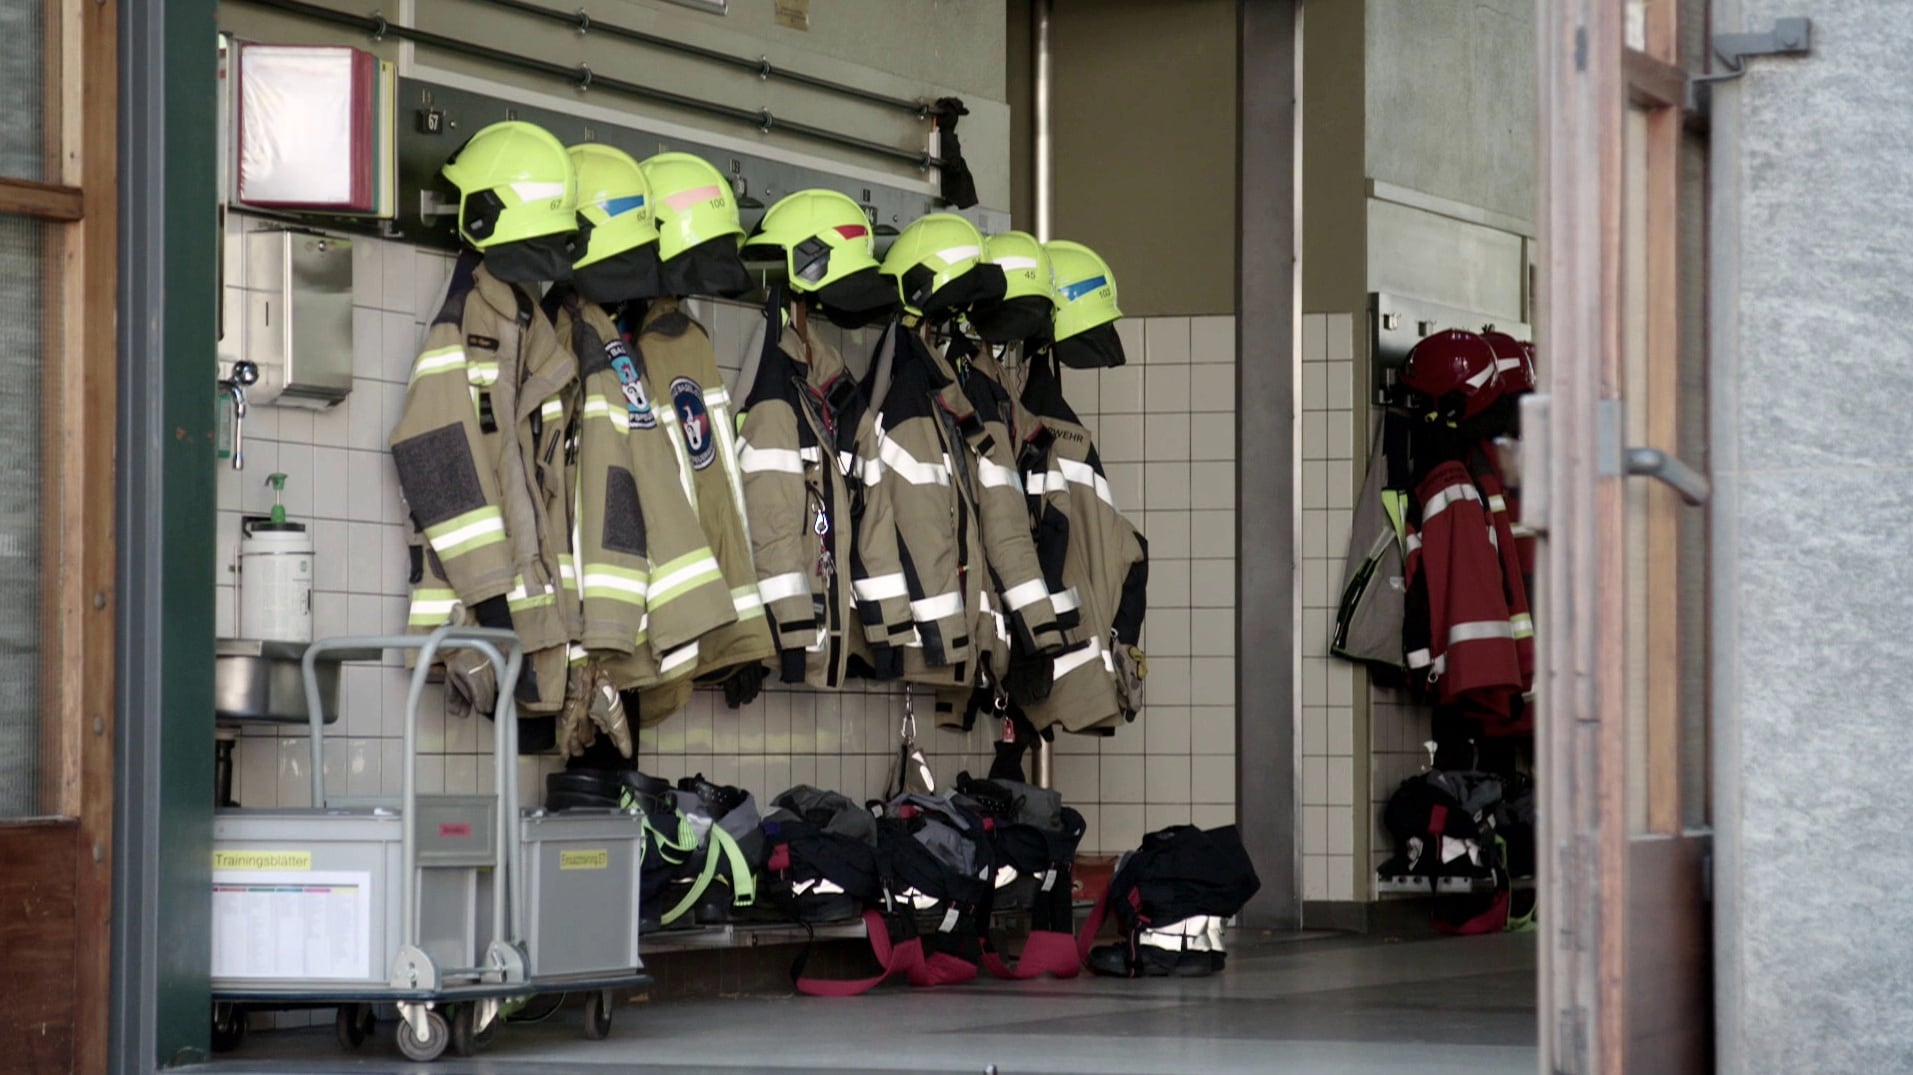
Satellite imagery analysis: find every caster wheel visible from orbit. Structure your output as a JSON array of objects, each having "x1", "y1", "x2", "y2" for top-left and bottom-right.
[
  {"x1": 335, "y1": 1004, "x2": 374, "y2": 1051},
  {"x1": 583, "y1": 989, "x2": 613, "y2": 1040},
  {"x1": 473, "y1": 1009, "x2": 499, "y2": 1050},
  {"x1": 450, "y1": 1004, "x2": 481, "y2": 1058},
  {"x1": 210, "y1": 1005, "x2": 247, "y2": 1054},
  {"x1": 396, "y1": 1010, "x2": 449, "y2": 1063}
]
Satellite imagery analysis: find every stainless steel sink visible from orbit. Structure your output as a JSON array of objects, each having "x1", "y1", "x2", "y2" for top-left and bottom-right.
[{"x1": 214, "y1": 638, "x2": 383, "y2": 724}]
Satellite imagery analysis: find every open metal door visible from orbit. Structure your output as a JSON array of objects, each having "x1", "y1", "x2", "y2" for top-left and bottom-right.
[{"x1": 1533, "y1": 1, "x2": 1713, "y2": 1072}]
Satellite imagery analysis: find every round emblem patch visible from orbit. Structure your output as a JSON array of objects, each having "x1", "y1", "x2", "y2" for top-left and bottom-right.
[{"x1": 672, "y1": 376, "x2": 717, "y2": 469}]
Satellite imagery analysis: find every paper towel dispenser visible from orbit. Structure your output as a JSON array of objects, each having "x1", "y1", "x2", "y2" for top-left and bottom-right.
[{"x1": 238, "y1": 229, "x2": 354, "y2": 408}]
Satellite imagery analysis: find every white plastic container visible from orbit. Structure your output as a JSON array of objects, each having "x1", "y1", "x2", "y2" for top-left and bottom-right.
[{"x1": 239, "y1": 474, "x2": 314, "y2": 642}]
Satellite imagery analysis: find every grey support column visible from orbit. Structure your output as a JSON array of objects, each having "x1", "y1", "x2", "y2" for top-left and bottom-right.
[{"x1": 1234, "y1": 0, "x2": 1300, "y2": 929}]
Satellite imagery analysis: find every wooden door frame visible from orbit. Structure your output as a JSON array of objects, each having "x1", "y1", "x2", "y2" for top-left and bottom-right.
[
  {"x1": 0, "y1": 1, "x2": 120, "y2": 1072},
  {"x1": 1537, "y1": 2, "x2": 1711, "y2": 1071}
]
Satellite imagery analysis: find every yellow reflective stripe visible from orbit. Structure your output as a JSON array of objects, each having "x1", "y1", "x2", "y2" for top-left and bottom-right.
[
  {"x1": 410, "y1": 346, "x2": 465, "y2": 382},
  {"x1": 647, "y1": 550, "x2": 725, "y2": 606},
  {"x1": 425, "y1": 508, "x2": 506, "y2": 557},
  {"x1": 408, "y1": 588, "x2": 459, "y2": 626},
  {"x1": 583, "y1": 564, "x2": 649, "y2": 606},
  {"x1": 583, "y1": 394, "x2": 630, "y2": 433},
  {"x1": 540, "y1": 397, "x2": 565, "y2": 423},
  {"x1": 466, "y1": 360, "x2": 500, "y2": 387},
  {"x1": 732, "y1": 586, "x2": 766, "y2": 620},
  {"x1": 1511, "y1": 613, "x2": 1535, "y2": 640}
]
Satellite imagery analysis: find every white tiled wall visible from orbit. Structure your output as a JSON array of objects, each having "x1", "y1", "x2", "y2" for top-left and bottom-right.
[
  {"x1": 222, "y1": 225, "x2": 1228, "y2": 855},
  {"x1": 1045, "y1": 314, "x2": 1239, "y2": 853},
  {"x1": 1298, "y1": 312, "x2": 1363, "y2": 902}
]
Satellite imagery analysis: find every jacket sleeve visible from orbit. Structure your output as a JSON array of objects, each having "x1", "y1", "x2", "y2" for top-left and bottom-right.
[
  {"x1": 969, "y1": 414, "x2": 1066, "y2": 656},
  {"x1": 627, "y1": 408, "x2": 735, "y2": 664},
  {"x1": 849, "y1": 411, "x2": 916, "y2": 651},
  {"x1": 737, "y1": 400, "x2": 818, "y2": 655},
  {"x1": 390, "y1": 319, "x2": 516, "y2": 605},
  {"x1": 575, "y1": 364, "x2": 651, "y2": 655},
  {"x1": 873, "y1": 407, "x2": 966, "y2": 663}
]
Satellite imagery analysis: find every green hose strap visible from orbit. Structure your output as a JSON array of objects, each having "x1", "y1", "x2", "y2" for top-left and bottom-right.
[
  {"x1": 661, "y1": 834, "x2": 724, "y2": 924},
  {"x1": 709, "y1": 825, "x2": 757, "y2": 908}
]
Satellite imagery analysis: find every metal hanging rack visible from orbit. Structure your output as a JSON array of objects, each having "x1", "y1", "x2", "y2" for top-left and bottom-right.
[{"x1": 233, "y1": 0, "x2": 946, "y2": 171}]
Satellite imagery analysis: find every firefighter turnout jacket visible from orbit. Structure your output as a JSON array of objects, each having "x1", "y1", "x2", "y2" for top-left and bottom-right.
[
  {"x1": 1402, "y1": 460, "x2": 1523, "y2": 719},
  {"x1": 623, "y1": 298, "x2": 777, "y2": 678},
  {"x1": 391, "y1": 251, "x2": 579, "y2": 715},
  {"x1": 1016, "y1": 357, "x2": 1149, "y2": 734},
  {"x1": 552, "y1": 289, "x2": 737, "y2": 696},
  {"x1": 735, "y1": 294, "x2": 914, "y2": 688}
]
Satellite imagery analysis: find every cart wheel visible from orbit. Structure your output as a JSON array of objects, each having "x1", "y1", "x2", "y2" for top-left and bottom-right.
[
  {"x1": 473, "y1": 1008, "x2": 499, "y2": 1050},
  {"x1": 450, "y1": 1004, "x2": 480, "y2": 1058},
  {"x1": 396, "y1": 1010, "x2": 450, "y2": 1063},
  {"x1": 210, "y1": 1004, "x2": 247, "y2": 1054},
  {"x1": 335, "y1": 1004, "x2": 374, "y2": 1051},
  {"x1": 583, "y1": 989, "x2": 614, "y2": 1040}
]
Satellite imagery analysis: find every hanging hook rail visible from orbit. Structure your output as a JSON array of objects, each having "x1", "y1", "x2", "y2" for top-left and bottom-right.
[
  {"x1": 472, "y1": 0, "x2": 946, "y2": 118},
  {"x1": 233, "y1": 0, "x2": 946, "y2": 170}
]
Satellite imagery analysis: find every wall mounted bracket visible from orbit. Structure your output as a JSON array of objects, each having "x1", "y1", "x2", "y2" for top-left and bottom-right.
[{"x1": 1690, "y1": 17, "x2": 1812, "y2": 110}]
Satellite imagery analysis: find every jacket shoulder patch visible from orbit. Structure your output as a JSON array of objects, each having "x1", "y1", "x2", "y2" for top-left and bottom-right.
[
  {"x1": 466, "y1": 334, "x2": 500, "y2": 351},
  {"x1": 607, "y1": 338, "x2": 658, "y2": 431}
]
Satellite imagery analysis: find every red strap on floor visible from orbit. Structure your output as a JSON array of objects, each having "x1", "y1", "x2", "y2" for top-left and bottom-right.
[
  {"x1": 981, "y1": 929, "x2": 1082, "y2": 981},
  {"x1": 794, "y1": 910, "x2": 927, "y2": 997},
  {"x1": 1075, "y1": 885, "x2": 1114, "y2": 965}
]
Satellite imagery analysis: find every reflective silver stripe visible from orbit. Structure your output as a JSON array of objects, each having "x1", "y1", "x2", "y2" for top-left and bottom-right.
[
  {"x1": 659, "y1": 641, "x2": 701, "y2": 677},
  {"x1": 738, "y1": 445, "x2": 804, "y2": 474},
  {"x1": 1406, "y1": 647, "x2": 1433, "y2": 670},
  {"x1": 910, "y1": 591, "x2": 964, "y2": 622},
  {"x1": 838, "y1": 450, "x2": 858, "y2": 474},
  {"x1": 1510, "y1": 525, "x2": 1537, "y2": 539},
  {"x1": 1487, "y1": 524, "x2": 1500, "y2": 550},
  {"x1": 1050, "y1": 587, "x2": 1082, "y2": 614},
  {"x1": 1405, "y1": 534, "x2": 1424, "y2": 554},
  {"x1": 799, "y1": 446, "x2": 822, "y2": 462},
  {"x1": 703, "y1": 387, "x2": 731, "y2": 409},
  {"x1": 1449, "y1": 620, "x2": 1515, "y2": 644},
  {"x1": 853, "y1": 573, "x2": 909, "y2": 602},
  {"x1": 1057, "y1": 456, "x2": 1118, "y2": 510},
  {"x1": 1464, "y1": 363, "x2": 1496, "y2": 389},
  {"x1": 977, "y1": 457, "x2": 1023, "y2": 491},
  {"x1": 1487, "y1": 494, "x2": 1508, "y2": 513},
  {"x1": 1053, "y1": 638, "x2": 1105, "y2": 678},
  {"x1": 1002, "y1": 578, "x2": 1049, "y2": 612},
  {"x1": 733, "y1": 589, "x2": 764, "y2": 614},
  {"x1": 758, "y1": 572, "x2": 809, "y2": 604},
  {"x1": 1028, "y1": 471, "x2": 1070, "y2": 496},
  {"x1": 879, "y1": 435, "x2": 950, "y2": 486},
  {"x1": 1511, "y1": 613, "x2": 1534, "y2": 639},
  {"x1": 1420, "y1": 482, "x2": 1483, "y2": 523}
]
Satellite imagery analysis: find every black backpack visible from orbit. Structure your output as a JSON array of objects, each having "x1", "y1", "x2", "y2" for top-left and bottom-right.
[
  {"x1": 1076, "y1": 825, "x2": 1261, "y2": 969},
  {"x1": 760, "y1": 785, "x2": 883, "y2": 925}
]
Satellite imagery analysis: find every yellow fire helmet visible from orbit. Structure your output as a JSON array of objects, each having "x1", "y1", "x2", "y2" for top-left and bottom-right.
[
  {"x1": 744, "y1": 188, "x2": 897, "y2": 327},
  {"x1": 878, "y1": 212, "x2": 1006, "y2": 321},
  {"x1": 969, "y1": 230, "x2": 1057, "y2": 343},
  {"x1": 1045, "y1": 239, "x2": 1128, "y2": 367},
  {"x1": 568, "y1": 143, "x2": 664, "y2": 303},
  {"x1": 640, "y1": 151, "x2": 750, "y2": 297},
  {"x1": 441, "y1": 121, "x2": 577, "y2": 246}
]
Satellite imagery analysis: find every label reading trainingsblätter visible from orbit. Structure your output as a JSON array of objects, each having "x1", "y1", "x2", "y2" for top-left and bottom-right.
[
  {"x1": 214, "y1": 850, "x2": 312, "y2": 871},
  {"x1": 561, "y1": 849, "x2": 610, "y2": 871}
]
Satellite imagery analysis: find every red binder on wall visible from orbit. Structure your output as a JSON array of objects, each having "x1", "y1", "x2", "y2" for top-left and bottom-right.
[{"x1": 237, "y1": 44, "x2": 378, "y2": 212}]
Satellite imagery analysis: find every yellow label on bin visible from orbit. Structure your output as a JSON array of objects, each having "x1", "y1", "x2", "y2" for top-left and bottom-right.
[
  {"x1": 214, "y1": 850, "x2": 312, "y2": 871},
  {"x1": 560, "y1": 849, "x2": 609, "y2": 871}
]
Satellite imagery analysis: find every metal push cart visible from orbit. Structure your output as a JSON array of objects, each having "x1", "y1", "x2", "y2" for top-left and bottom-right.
[{"x1": 209, "y1": 626, "x2": 651, "y2": 1061}]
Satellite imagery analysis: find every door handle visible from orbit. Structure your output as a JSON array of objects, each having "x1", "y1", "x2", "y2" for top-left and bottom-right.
[{"x1": 1623, "y1": 448, "x2": 1710, "y2": 506}]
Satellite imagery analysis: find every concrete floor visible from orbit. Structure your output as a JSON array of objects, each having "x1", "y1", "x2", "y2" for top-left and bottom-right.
[{"x1": 192, "y1": 931, "x2": 1538, "y2": 1074}]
